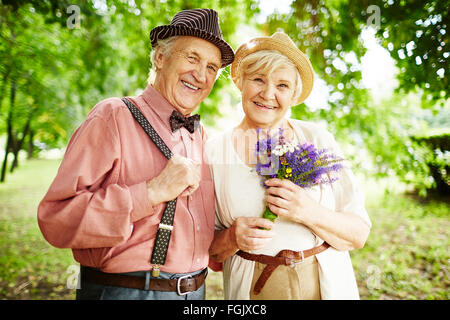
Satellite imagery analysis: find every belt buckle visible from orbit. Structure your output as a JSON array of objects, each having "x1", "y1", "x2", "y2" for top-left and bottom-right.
[
  {"x1": 176, "y1": 274, "x2": 193, "y2": 296},
  {"x1": 290, "y1": 250, "x2": 305, "y2": 268}
]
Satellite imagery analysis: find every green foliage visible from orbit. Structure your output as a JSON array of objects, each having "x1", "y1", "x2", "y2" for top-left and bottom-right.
[
  {"x1": 0, "y1": 0, "x2": 258, "y2": 181},
  {"x1": 265, "y1": 0, "x2": 370, "y2": 126},
  {"x1": 261, "y1": 0, "x2": 448, "y2": 195},
  {"x1": 0, "y1": 0, "x2": 107, "y2": 154},
  {"x1": 369, "y1": 0, "x2": 449, "y2": 104},
  {"x1": 411, "y1": 132, "x2": 450, "y2": 195},
  {"x1": 0, "y1": 0, "x2": 448, "y2": 194},
  {"x1": 274, "y1": 0, "x2": 449, "y2": 105}
]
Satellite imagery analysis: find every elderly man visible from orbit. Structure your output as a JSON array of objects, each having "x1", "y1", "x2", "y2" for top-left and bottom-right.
[{"x1": 37, "y1": 9, "x2": 234, "y2": 300}]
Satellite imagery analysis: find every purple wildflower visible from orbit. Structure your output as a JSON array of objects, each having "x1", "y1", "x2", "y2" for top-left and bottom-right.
[{"x1": 254, "y1": 128, "x2": 344, "y2": 221}]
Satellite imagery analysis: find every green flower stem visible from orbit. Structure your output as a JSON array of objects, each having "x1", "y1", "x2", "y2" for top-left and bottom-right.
[{"x1": 262, "y1": 204, "x2": 278, "y2": 222}]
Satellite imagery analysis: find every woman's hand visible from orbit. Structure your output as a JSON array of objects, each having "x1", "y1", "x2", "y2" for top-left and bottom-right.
[
  {"x1": 264, "y1": 178, "x2": 370, "y2": 251},
  {"x1": 264, "y1": 178, "x2": 321, "y2": 225},
  {"x1": 231, "y1": 217, "x2": 275, "y2": 252}
]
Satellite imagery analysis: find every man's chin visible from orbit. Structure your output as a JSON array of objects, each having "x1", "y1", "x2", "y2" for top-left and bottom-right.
[
  {"x1": 173, "y1": 93, "x2": 208, "y2": 114},
  {"x1": 175, "y1": 103, "x2": 200, "y2": 115}
]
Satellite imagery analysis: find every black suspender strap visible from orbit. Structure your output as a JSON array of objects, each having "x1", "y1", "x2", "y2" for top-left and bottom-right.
[
  {"x1": 121, "y1": 97, "x2": 175, "y2": 267},
  {"x1": 122, "y1": 98, "x2": 173, "y2": 159}
]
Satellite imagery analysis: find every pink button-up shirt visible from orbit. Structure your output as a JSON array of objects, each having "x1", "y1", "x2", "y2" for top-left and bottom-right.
[{"x1": 37, "y1": 84, "x2": 215, "y2": 274}]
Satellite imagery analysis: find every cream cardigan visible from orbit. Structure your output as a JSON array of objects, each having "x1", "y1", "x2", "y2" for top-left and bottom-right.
[{"x1": 206, "y1": 119, "x2": 371, "y2": 300}]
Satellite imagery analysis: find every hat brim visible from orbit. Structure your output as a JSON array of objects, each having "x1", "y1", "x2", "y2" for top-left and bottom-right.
[
  {"x1": 231, "y1": 37, "x2": 314, "y2": 104},
  {"x1": 150, "y1": 25, "x2": 234, "y2": 68}
]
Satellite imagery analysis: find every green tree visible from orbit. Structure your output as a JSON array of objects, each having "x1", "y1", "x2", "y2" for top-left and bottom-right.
[
  {"x1": 0, "y1": 0, "x2": 258, "y2": 182},
  {"x1": 262, "y1": 0, "x2": 448, "y2": 194},
  {"x1": 0, "y1": 0, "x2": 110, "y2": 181}
]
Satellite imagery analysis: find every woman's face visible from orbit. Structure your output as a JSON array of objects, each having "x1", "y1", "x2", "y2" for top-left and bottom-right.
[{"x1": 240, "y1": 66, "x2": 297, "y2": 129}]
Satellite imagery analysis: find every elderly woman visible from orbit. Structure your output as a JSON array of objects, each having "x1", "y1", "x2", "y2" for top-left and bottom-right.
[{"x1": 206, "y1": 32, "x2": 371, "y2": 300}]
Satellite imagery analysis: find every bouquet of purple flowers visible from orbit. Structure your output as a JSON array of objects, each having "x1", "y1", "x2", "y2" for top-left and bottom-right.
[{"x1": 255, "y1": 128, "x2": 344, "y2": 222}]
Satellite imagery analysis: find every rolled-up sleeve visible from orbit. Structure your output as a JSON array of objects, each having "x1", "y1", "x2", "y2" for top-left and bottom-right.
[{"x1": 37, "y1": 114, "x2": 153, "y2": 249}]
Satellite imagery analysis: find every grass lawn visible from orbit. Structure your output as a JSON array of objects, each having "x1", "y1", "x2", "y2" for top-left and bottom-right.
[
  {"x1": 0, "y1": 158, "x2": 448, "y2": 299},
  {"x1": 0, "y1": 158, "x2": 74, "y2": 299},
  {"x1": 353, "y1": 181, "x2": 449, "y2": 299}
]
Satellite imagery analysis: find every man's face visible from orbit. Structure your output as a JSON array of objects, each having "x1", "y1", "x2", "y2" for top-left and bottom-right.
[{"x1": 153, "y1": 36, "x2": 222, "y2": 115}]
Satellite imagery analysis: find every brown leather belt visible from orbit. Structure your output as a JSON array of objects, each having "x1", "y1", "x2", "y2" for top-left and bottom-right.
[
  {"x1": 236, "y1": 242, "x2": 330, "y2": 295},
  {"x1": 81, "y1": 266, "x2": 208, "y2": 296}
]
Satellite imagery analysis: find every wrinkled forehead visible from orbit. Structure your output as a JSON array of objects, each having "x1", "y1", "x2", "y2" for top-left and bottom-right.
[
  {"x1": 172, "y1": 36, "x2": 222, "y2": 66},
  {"x1": 242, "y1": 52, "x2": 298, "y2": 78},
  {"x1": 246, "y1": 66, "x2": 299, "y2": 83}
]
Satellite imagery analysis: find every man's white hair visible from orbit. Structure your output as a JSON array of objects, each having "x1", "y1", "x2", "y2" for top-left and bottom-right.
[{"x1": 147, "y1": 36, "x2": 180, "y2": 84}]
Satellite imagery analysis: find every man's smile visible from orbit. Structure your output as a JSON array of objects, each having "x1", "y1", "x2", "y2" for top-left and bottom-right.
[{"x1": 181, "y1": 80, "x2": 200, "y2": 91}]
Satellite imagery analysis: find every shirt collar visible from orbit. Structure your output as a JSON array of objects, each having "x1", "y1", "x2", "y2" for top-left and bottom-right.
[{"x1": 140, "y1": 84, "x2": 197, "y2": 139}]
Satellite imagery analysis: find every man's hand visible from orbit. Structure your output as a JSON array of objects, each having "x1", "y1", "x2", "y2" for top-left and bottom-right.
[
  {"x1": 147, "y1": 154, "x2": 201, "y2": 206},
  {"x1": 209, "y1": 217, "x2": 275, "y2": 262}
]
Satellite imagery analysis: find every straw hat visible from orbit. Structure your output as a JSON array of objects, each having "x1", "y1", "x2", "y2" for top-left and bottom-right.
[
  {"x1": 150, "y1": 9, "x2": 234, "y2": 67},
  {"x1": 231, "y1": 32, "x2": 314, "y2": 104}
]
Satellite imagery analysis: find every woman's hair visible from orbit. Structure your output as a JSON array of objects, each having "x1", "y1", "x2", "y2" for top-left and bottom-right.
[
  {"x1": 234, "y1": 50, "x2": 302, "y2": 103},
  {"x1": 147, "y1": 36, "x2": 180, "y2": 84}
]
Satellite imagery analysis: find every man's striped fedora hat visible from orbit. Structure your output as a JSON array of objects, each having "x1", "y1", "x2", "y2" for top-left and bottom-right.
[{"x1": 150, "y1": 9, "x2": 234, "y2": 67}]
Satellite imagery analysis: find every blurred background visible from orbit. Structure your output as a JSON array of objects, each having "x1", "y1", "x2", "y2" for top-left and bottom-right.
[{"x1": 0, "y1": 0, "x2": 448, "y2": 300}]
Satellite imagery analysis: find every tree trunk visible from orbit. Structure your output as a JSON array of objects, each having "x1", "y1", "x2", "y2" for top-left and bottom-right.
[
  {"x1": 1, "y1": 131, "x2": 11, "y2": 183},
  {"x1": 10, "y1": 116, "x2": 31, "y2": 173},
  {"x1": 1, "y1": 80, "x2": 16, "y2": 183},
  {"x1": 27, "y1": 129, "x2": 35, "y2": 159},
  {"x1": 0, "y1": 71, "x2": 10, "y2": 114},
  {"x1": 10, "y1": 112, "x2": 32, "y2": 173}
]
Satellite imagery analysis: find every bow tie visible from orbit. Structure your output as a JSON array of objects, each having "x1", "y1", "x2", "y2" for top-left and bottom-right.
[{"x1": 169, "y1": 110, "x2": 200, "y2": 134}]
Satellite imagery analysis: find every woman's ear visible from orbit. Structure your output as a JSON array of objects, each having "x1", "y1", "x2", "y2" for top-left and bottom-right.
[{"x1": 234, "y1": 76, "x2": 242, "y2": 91}]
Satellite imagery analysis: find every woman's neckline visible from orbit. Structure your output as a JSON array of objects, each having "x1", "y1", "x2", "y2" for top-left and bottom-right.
[{"x1": 230, "y1": 119, "x2": 297, "y2": 169}]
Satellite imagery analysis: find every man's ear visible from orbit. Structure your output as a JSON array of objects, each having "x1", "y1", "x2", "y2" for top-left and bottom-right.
[{"x1": 153, "y1": 46, "x2": 165, "y2": 70}]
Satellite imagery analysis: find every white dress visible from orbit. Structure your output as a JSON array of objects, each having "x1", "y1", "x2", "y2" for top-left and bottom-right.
[{"x1": 205, "y1": 119, "x2": 372, "y2": 300}]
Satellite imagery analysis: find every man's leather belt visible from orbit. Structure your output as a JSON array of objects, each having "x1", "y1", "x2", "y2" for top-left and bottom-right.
[
  {"x1": 236, "y1": 242, "x2": 330, "y2": 295},
  {"x1": 81, "y1": 266, "x2": 207, "y2": 295}
]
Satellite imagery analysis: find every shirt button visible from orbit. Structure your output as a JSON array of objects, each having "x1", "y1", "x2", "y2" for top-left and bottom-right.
[
  {"x1": 196, "y1": 226, "x2": 200, "y2": 231},
  {"x1": 196, "y1": 258, "x2": 200, "y2": 263}
]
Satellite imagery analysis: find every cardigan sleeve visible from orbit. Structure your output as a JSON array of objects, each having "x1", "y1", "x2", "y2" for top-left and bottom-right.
[{"x1": 37, "y1": 113, "x2": 154, "y2": 249}]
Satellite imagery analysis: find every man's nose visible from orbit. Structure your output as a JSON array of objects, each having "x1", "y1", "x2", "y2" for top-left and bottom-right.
[{"x1": 192, "y1": 63, "x2": 207, "y2": 83}]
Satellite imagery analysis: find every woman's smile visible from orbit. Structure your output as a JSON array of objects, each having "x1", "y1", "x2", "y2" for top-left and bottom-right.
[{"x1": 253, "y1": 101, "x2": 277, "y2": 110}]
